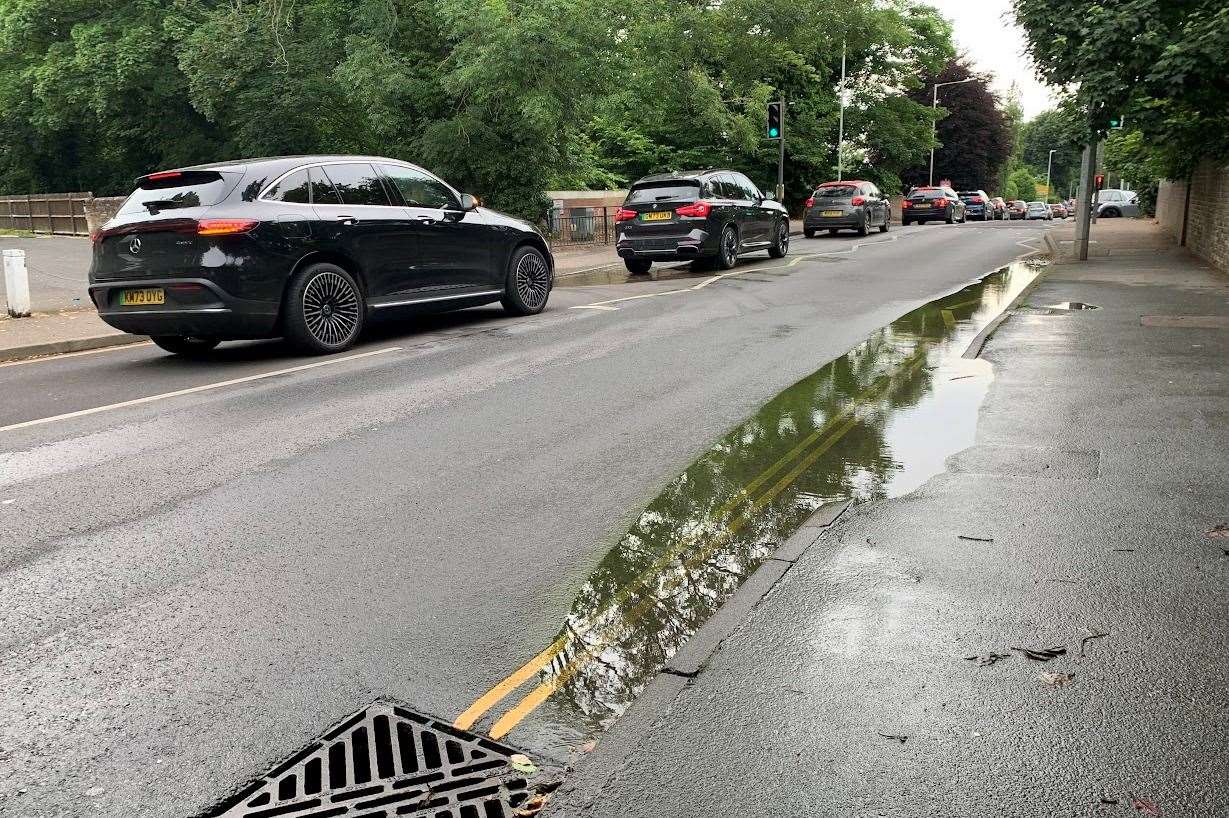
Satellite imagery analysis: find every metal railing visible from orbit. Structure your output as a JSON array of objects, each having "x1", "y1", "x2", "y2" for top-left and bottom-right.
[
  {"x1": 543, "y1": 206, "x2": 618, "y2": 247},
  {"x1": 0, "y1": 192, "x2": 92, "y2": 236}
]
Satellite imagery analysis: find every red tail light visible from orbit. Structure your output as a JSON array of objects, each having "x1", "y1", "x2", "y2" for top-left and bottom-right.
[
  {"x1": 197, "y1": 218, "x2": 259, "y2": 236},
  {"x1": 90, "y1": 230, "x2": 102, "y2": 245},
  {"x1": 851, "y1": 196, "x2": 866, "y2": 206},
  {"x1": 147, "y1": 170, "x2": 183, "y2": 181},
  {"x1": 614, "y1": 208, "x2": 637, "y2": 222},
  {"x1": 901, "y1": 200, "x2": 912, "y2": 208},
  {"x1": 805, "y1": 197, "x2": 815, "y2": 208},
  {"x1": 674, "y1": 200, "x2": 712, "y2": 218},
  {"x1": 934, "y1": 197, "x2": 948, "y2": 207}
]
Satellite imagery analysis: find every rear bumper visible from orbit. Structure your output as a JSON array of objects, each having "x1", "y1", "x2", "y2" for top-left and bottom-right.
[
  {"x1": 615, "y1": 227, "x2": 715, "y2": 260},
  {"x1": 901, "y1": 207, "x2": 950, "y2": 221},
  {"x1": 803, "y1": 211, "x2": 863, "y2": 230},
  {"x1": 89, "y1": 277, "x2": 279, "y2": 339}
]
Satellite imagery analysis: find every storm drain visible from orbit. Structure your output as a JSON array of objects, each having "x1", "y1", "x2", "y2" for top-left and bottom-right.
[{"x1": 207, "y1": 701, "x2": 532, "y2": 818}]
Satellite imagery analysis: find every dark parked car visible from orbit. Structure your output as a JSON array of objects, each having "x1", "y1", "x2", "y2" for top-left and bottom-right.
[
  {"x1": 614, "y1": 170, "x2": 789, "y2": 274},
  {"x1": 989, "y1": 197, "x2": 1008, "y2": 220},
  {"x1": 901, "y1": 186, "x2": 966, "y2": 225},
  {"x1": 803, "y1": 180, "x2": 891, "y2": 237},
  {"x1": 89, "y1": 155, "x2": 553, "y2": 355},
  {"x1": 1007, "y1": 200, "x2": 1028, "y2": 220},
  {"x1": 958, "y1": 190, "x2": 993, "y2": 221}
]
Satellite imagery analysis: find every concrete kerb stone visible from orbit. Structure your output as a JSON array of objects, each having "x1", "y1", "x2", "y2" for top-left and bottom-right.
[{"x1": 0, "y1": 331, "x2": 147, "y2": 363}]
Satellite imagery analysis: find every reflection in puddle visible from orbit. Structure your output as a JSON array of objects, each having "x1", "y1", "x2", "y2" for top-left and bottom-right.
[
  {"x1": 554, "y1": 263, "x2": 702, "y2": 288},
  {"x1": 1044, "y1": 301, "x2": 1100, "y2": 311},
  {"x1": 471, "y1": 262, "x2": 1037, "y2": 751}
]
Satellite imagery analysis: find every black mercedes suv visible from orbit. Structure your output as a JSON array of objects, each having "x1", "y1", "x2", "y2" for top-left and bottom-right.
[
  {"x1": 89, "y1": 155, "x2": 553, "y2": 356},
  {"x1": 614, "y1": 170, "x2": 789, "y2": 274}
]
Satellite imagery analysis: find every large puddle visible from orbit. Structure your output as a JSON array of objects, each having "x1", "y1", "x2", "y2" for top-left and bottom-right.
[{"x1": 472, "y1": 262, "x2": 1038, "y2": 753}]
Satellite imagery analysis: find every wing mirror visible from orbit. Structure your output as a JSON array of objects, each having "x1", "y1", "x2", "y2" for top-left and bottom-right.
[
  {"x1": 460, "y1": 193, "x2": 479, "y2": 211},
  {"x1": 762, "y1": 191, "x2": 776, "y2": 201}
]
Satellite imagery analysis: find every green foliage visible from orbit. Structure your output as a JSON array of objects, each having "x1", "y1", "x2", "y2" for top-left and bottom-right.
[
  {"x1": 1015, "y1": 0, "x2": 1229, "y2": 178},
  {"x1": 1005, "y1": 166, "x2": 1040, "y2": 203},
  {"x1": 1103, "y1": 129, "x2": 1163, "y2": 214},
  {"x1": 0, "y1": 0, "x2": 960, "y2": 217},
  {"x1": 1017, "y1": 109, "x2": 1082, "y2": 198}
]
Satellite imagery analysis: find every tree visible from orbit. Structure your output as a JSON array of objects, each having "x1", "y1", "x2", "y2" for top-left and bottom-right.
[
  {"x1": 901, "y1": 59, "x2": 1012, "y2": 193},
  {"x1": 1018, "y1": 109, "x2": 1082, "y2": 200},
  {"x1": 1103, "y1": 129, "x2": 1164, "y2": 215},
  {"x1": 1015, "y1": 0, "x2": 1229, "y2": 178}
]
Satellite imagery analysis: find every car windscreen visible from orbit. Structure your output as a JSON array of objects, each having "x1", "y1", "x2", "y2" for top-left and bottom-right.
[
  {"x1": 957, "y1": 192, "x2": 982, "y2": 201},
  {"x1": 626, "y1": 182, "x2": 700, "y2": 204},
  {"x1": 119, "y1": 171, "x2": 233, "y2": 215},
  {"x1": 909, "y1": 189, "x2": 946, "y2": 200},
  {"x1": 814, "y1": 184, "x2": 858, "y2": 198}
]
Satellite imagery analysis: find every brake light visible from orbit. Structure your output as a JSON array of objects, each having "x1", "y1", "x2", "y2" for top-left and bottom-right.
[
  {"x1": 934, "y1": 197, "x2": 948, "y2": 207},
  {"x1": 901, "y1": 200, "x2": 911, "y2": 208},
  {"x1": 614, "y1": 208, "x2": 637, "y2": 223},
  {"x1": 90, "y1": 230, "x2": 102, "y2": 245},
  {"x1": 805, "y1": 197, "x2": 814, "y2": 208},
  {"x1": 674, "y1": 200, "x2": 712, "y2": 218},
  {"x1": 851, "y1": 196, "x2": 865, "y2": 206},
  {"x1": 197, "y1": 218, "x2": 259, "y2": 236},
  {"x1": 147, "y1": 171, "x2": 182, "y2": 181}
]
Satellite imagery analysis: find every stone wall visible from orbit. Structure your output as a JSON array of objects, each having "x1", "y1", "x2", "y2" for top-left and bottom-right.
[
  {"x1": 82, "y1": 196, "x2": 126, "y2": 234},
  {"x1": 1155, "y1": 160, "x2": 1229, "y2": 273}
]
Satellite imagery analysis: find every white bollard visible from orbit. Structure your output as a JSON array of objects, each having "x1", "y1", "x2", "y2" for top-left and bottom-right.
[{"x1": 3, "y1": 248, "x2": 31, "y2": 318}]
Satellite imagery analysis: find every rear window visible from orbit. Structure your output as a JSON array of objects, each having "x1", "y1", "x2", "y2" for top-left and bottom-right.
[
  {"x1": 958, "y1": 191, "x2": 983, "y2": 201},
  {"x1": 627, "y1": 182, "x2": 700, "y2": 204},
  {"x1": 119, "y1": 171, "x2": 232, "y2": 215},
  {"x1": 909, "y1": 189, "x2": 946, "y2": 200},
  {"x1": 814, "y1": 185, "x2": 858, "y2": 198}
]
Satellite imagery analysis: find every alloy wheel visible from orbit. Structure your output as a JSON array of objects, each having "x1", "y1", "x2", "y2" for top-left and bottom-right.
[
  {"x1": 779, "y1": 222, "x2": 789, "y2": 254},
  {"x1": 302, "y1": 270, "x2": 360, "y2": 347},
  {"x1": 515, "y1": 251, "x2": 550, "y2": 309},
  {"x1": 722, "y1": 228, "x2": 737, "y2": 266}
]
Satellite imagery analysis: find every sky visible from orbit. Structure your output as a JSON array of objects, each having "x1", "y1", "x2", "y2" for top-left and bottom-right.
[{"x1": 926, "y1": 0, "x2": 1059, "y2": 119}]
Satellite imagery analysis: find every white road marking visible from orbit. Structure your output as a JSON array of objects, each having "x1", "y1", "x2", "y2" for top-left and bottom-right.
[{"x1": 0, "y1": 346, "x2": 402, "y2": 434}]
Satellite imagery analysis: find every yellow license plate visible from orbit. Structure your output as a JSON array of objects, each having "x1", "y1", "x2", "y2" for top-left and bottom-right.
[
  {"x1": 641, "y1": 211, "x2": 672, "y2": 221},
  {"x1": 821, "y1": 210, "x2": 843, "y2": 217},
  {"x1": 119, "y1": 288, "x2": 165, "y2": 306}
]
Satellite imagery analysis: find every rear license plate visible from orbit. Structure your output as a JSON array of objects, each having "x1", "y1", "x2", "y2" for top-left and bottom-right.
[
  {"x1": 641, "y1": 211, "x2": 672, "y2": 221},
  {"x1": 119, "y1": 288, "x2": 165, "y2": 306},
  {"x1": 913, "y1": 203, "x2": 931, "y2": 209},
  {"x1": 821, "y1": 210, "x2": 843, "y2": 217}
]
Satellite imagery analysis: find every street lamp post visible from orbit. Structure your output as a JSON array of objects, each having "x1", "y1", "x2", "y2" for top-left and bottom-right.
[
  {"x1": 929, "y1": 77, "x2": 976, "y2": 186},
  {"x1": 1046, "y1": 149, "x2": 1057, "y2": 202}
]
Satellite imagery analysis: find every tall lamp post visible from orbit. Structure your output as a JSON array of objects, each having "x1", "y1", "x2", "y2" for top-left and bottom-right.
[
  {"x1": 1045, "y1": 149, "x2": 1057, "y2": 202},
  {"x1": 929, "y1": 77, "x2": 976, "y2": 186}
]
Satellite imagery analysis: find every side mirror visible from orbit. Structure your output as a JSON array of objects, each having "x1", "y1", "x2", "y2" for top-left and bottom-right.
[
  {"x1": 460, "y1": 193, "x2": 479, "y2": 211},
  {"x1": 762, "y1": 191, "x2": 776, "y2": 201}
]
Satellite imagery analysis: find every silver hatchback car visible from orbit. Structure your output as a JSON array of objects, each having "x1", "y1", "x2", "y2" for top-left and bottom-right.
[{"x1": 1095, "y1": 189, "x2": 1140, "y2": 218}]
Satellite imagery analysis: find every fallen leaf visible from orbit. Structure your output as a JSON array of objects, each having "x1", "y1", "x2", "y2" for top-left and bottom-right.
[
  {"x1": 1129, "y1": 794, "x2": 1161, "y2": 815},
  {"x1": 508, "y1": 753, "x2": 538, "y2": 775},
  {"x1": 957, "y1": 535, "x2": 994, "y2": 542},
  {"x1": 1010, "y1": 645, "x2": 1066, "y2": 661},
  {"x1": 579, "y1": 740, "x2": 597, "y2": 753},
  {"x1": 876, "y1": 732, "x2": 908, "y2": 743},
  {"x1": 1040, "y1": 671, "x2": 1074, "y2": 687},
  {"x1": 1079, "y1": 629, "x2": 1110, "y2": 657},
  {"x1": 963, "y1": 652, "x2": 1010, "y2": 667},
  {"x1": 1206, "y1": 525, "x2": 1229, "y2": 539},
  {"x1": 514, "y1": 793, "x2": 550, "y2": 816}
]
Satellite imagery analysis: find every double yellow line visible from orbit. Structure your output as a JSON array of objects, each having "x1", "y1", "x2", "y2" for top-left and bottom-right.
[{"x1": 456, "y1": 341, "x2": 933, "y2": 739}]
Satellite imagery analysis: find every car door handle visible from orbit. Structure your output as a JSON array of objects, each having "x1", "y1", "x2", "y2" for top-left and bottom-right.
[
  {"x1": 414, "y1": 215, "x2": 436, "y2": 225},
  {"x1": 336, "y1": 216, "x2": 358, "y2": 225}
]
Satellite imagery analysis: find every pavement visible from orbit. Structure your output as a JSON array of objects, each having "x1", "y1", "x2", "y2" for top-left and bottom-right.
[
  {"x1": 0, "y1": 219, "x2": 1056, "y2": 818},
  {"x1": 550, "y1": 219, "x2": 1229, "y2": 816},
  {"x1": 0, "y1": 234, "x2": 92, "y2": 312}
]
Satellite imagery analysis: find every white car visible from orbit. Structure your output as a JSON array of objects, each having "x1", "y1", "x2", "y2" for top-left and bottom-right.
[
  {"x1": 1026, "y1": 201, "x2": 1052, "y2": 220},
  {"x1": 1096, "y1": 189, "x2": 1140, "y2": 218}
]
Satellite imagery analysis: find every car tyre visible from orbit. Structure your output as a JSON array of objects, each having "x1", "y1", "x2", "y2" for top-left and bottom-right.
[
  {"x1": 828, "y1": 228, "x2": 839, "y2": 236},
  {"x1": 1101, "y1": 207, "x2": 1121, "y2": 218},
  {"x1": 902, "y1": 218, "x2": 911, "y2": 226},
  {"x1": 624, "y1": 258, "x2": 652, "y2": 275},
  {"x1": 879, "y1": 213, "x2": 890, "y2": 233},
  {"x1": 715, "y1": 224, "x2": 739, "y2": 270},
  {"x1": 768, "y1": 219, "x2": 789, "y2": 258},
  {"x1": 502, "y1": 245, "x2": 552, "y2": 316},
  {"x1": 151, "y1": 336, "x2": 220, "y2": 357},
  {"x1": 945, "y1": 210, "x2": 955, "y2": 224},
  {"x1": 857, "y1": 212, "x2": 871, "y2": 237},
  {"x1": 803, "y1": 227, "x2": 816, "y2": 239},
  {"x1": 283, "y1": 262, "x2": 364, "y2": 354}
]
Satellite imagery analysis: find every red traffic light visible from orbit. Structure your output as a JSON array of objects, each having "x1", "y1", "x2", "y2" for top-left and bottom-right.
[{"x1": 1095, "y1": 174, "x2": 1104, "y2": 189}]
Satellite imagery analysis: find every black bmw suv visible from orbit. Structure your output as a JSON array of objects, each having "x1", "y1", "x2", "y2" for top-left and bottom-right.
[
  {"x1": 89, "y1": 155, "x2": 553, "y2": 356},
  {"x1": 614, "y1": 170, "x2": 789, "y2": 274}
]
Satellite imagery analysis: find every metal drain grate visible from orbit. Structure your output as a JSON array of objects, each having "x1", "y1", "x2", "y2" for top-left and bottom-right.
[{"x1": 206, "y1": 701, "x2": 532, "y2": 818}]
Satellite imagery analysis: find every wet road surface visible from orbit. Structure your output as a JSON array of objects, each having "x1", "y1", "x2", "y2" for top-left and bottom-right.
[{"x1": 0, "y1": 220, "x2": 1047, "y2": 816}]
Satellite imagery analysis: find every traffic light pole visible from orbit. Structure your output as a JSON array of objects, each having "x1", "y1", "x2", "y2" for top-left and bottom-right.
[
  {"x1": 777, "y1": 99, "x2": 786, "y2": 202},
  {"x1": 1074, "y1": 141, "x2": 1096, "y2": 261}
]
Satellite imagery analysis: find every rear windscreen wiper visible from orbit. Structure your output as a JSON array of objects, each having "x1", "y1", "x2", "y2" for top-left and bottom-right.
[{"x1": 142, "y1": 199, "x2": 185, "y2": 214}]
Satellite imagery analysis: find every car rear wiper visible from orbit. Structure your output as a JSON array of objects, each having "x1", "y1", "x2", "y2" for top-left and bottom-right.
[{"x1": 142, "y1": 199, "x2": 185, "y2": 214}]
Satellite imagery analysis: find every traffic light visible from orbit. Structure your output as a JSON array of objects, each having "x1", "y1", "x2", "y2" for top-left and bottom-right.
[
  {"x1": 1108, "y1": 115, "x2": 1124, "y2": 130},
  {"x1": 766, "y1": 101, "x2": 782, "y2": 140},
  {"x1": 1095, "y1": 174, "x2": 1105, "y2": 190}
]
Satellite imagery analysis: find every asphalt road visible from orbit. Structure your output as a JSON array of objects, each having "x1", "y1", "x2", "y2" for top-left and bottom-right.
[
  {"x1": 0, "y1": 234, "x2": 92, "y2": 313},
  {"x1": 0, "y1": 219, "x2": 1048, "y2": 816}
]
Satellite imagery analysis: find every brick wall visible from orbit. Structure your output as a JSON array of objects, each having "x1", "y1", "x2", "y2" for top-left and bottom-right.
[{"x1": 1155, "y1": 160, "x2": 1229, "y2": 273}]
